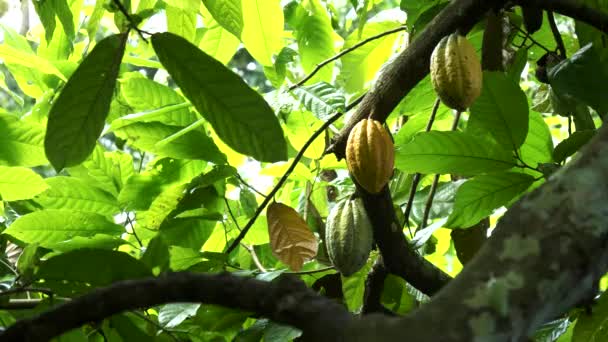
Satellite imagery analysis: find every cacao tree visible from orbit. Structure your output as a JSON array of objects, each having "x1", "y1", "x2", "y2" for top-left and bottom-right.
[{"x1": 0, "y1": 0, "x2": 607, "y2": 341}]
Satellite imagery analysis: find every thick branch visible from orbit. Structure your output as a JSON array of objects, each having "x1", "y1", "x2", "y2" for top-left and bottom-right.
[
  {"x1": 521, "y1": 0, "x2": 608, "y2": 34},
  {"x1": 1, "y1": 273, "x2": 352, "y2": 342},
  {"x1": 359, "y1": 186, "x2": 451, "y2": 296}
]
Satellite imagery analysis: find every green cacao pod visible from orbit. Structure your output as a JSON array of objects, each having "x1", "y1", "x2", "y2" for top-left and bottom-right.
[
  {"x1": 346, "y1": 119, "x2": 394, "y2": 194},
  {"x1": 430, "y1": 33, "x2": 482, "y2": 111},
  {"x1": 326, "y1": 197, "x2": 374, "y2": 276}
]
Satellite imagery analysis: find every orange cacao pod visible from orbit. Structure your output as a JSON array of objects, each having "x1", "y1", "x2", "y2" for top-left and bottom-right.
[
  {"x1": 430, "y1": 33, "x2": 482, "y2": 111},
  {"x1": 346, "y1": 119, "x2": 394, "y2": 193}
]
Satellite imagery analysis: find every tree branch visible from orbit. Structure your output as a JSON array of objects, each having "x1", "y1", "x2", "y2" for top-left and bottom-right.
[
  {"x1": 0, "y1": 273, "x2": 352, "y2": 341},
  {"x1": 521, "y1": 0, "x2": 608, "y2": 34}
]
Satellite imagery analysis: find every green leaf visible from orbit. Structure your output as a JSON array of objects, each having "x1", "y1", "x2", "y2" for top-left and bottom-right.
[
  {"x1": 0, "y1": 114, "x2": 47, "y2": 167},
  {"x1": 197, "y1": 17, "x2": 240, "y2": 65},
  {"x1": 0, "y1": 44, "x2": 66, "y2": 81},
  {"x1": 240, "y1": 0, "x2": 284, "y2": 66},
  {"x1": 113, "y1": 121, "x2": 227, "y2": 164},
  {"x1": 110, "y1": 103, "x2": 195, "y2": 129},
  {"x1": 573, "y1": 291, "x2": 608, "y2": 342},
  {"x1": 202, "y1": 0, "x2": 244, "y2": 38},
  {"x1": 141, "y1": 184, "x2": 187, "y2": 230},
  {"x1": 395, "y1": 131, "x2": 516, "y2": 175},
  {"x1": 160, "y1": 218, "x2": 216, "y2": 250},
  {"x1": 165, "y1": 0, "x2": 199, "y2": 42},
  {"x1": 0, "y1": 166, "x2": 48, "y2": 201},
  {"x1": 33, "y1": 176, "x2": 119, "y2": 217},
  {"x1": 469, "y1": 71, "x2": 529, "y2": 150},
  {"x1": 45, "y1": 33, "x2": 128, "y2": 170},
  {"x1": 36, "y1": 249, "x2": 152, "y2": 290},
  {"x1": 339, "y1": 20, "x2": 404, "y2": 93},
  {"x1": 141, "y1": 235, "x2": 170, "y2": 273},
  {"x1": 549, "y1": 43, "x2": 608, "y2": 115},
  {"x1": 284, "y1": 110, "x2": 326, "y2": 159},
  {"x1": 553, "y1": 130, "x2": 596, "y2": 164},
  {"x1": 119, "y1": 75, "x2": 197, "y2": 126},
  {"x1": 293, "y1": 0, "x2": 336, "y2": 83},
  {"x1": 159, "y1": 303, "x2": 201, "y2": 328},
  {"x1": 292, "y1": 82, "x2": 345, "y2": 120},
  {"x1": 4, "y1": 210, "x2": 124, "y2": 248},
  {"x1": 519, "y1": 110, "x2": 554, "y2": 166},
  {"x1": 341, "y1": 262, "x2": 371, "y2": 312},
  {"x1": 67, "y1": 147, "x2": 134, "y2": 197},
  {"x1": 447, "y1": 172, "x2": 536, "y2": 228},
  {"x1": 151, "y1": 32, "x2": 287, "y2": 162},
  {"x1": 49, "y1": 234, "x2": 128, "y2": 252}
]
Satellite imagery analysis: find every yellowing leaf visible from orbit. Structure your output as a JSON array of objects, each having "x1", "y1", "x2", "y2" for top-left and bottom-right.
[{"x1": 267, "y1": 202, "x2": 317, "y2": 271}]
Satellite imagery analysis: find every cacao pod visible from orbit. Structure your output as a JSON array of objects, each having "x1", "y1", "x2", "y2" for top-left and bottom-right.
[
  {"x1": 522, "y1": 5, "x2": 543, "y2": 34},
  {"x1": 326, "y1": 197, "x2": 374, "y2": 276},
  {"x1": 430, "y1": 33, "x2": 483, "y2": 111},
  {"x1": 346, "y1": 119, "x2": 394, "y2": 194}
]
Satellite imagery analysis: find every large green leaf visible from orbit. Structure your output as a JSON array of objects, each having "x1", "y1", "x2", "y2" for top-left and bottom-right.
[
  {"x1": 553, "y1": 130, "x2": 596, "y2": 164},
  {"x1": 395, "y1": 131, "x2": 516, "y2": 175},
  {"x1": 0, "y1": 166, "x2": 48, "y2": 201},
  {"x1": 113, "y1": 121, "x2": 227, "y2": 164},
  {"x1": 469, "y1": 71, "x2": 529, "y2": 150},
  {"x1": 549, "y1": 43, "x2": 608, "y2": 115},
  {"x1": 293, "y1": 0, "x2": 336, "y2": 83},
  {"x1": 197, "y1": 16, "x2": 240, "y2": 65},
  {"x1": 44, "y1": 33, "x2": 128, "y2": 170},
  {"x1": 0, "y1": 44, "x2": 66, "y2": 81},
  {"x1": 0, "y1": 114, "x2": 47, "y2": 167},
  {"x1": 447, "y1": 172, "x2": 536, "y2": 228},
  {"x1": 202, "y1": 0, "x2": 244, "y2": 38},
  {"x1": 339, "y1": 20, "x2": 404, "y2": 93},
  {"x1": 67, "y1": 147, "x2": 134, "y2": 196},
  {"x1": 292, "y1": 82, "x2": 345, "y2": 120},
  {"x1": 151, "y1": 32, "x2": 287, "y2": 162},
  {"x1": 519, "y1": 110, "x2": 553, "y2": 166},
  {"x1": 33, "y1": 176, "x2": 119, "y2": 217},
  {"x1": 4, "y1": 210, "x2": 124, "y2": 248},
  {"x1": 241, "y1": 0, "x2": 284, "y2": 66},
  {"x1": 36, "y1": 249, "x2": 152, "y2": 293},
  {"x1": 165, "y1": 0, "x2": 199, "y2": 42}
]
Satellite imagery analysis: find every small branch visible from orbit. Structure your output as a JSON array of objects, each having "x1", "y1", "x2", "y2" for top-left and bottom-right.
[
  {"x1": 0, "y1": 299, "x2": 44, "y2": 310},
  {"x1": 0, "y1": 273, "x2": 352, "y2": 342},
  {"x1": 0, "y1": 287, "x2": 53, "y2": 298},
  {"x1": 402, "y1": 98, "x2": 441, "y2": 230},
  {"x1": 287, "y1": 266, "x2": 335, "y2": 275},
  {"x1": 111, "y1": 0, "x2": 151, "y2": 41},
  {"x1": 235, "y1": 173, "x2": 267, "y2": 198},
  {"x1": 225, "y1": 95, "x2": 366, "y2": 255},
  {"x1": 548, "y1": 11, "x2": 567, "y2": 56},
  {"x1": 124, "y1": 212, "x2": 143, "y2": 248},
  {"x1": 288, "y1": 26, "x2": 407, "y2": 91},
  {"x1": 510, "y1": 23, "x2": 552, "y2": 53}
]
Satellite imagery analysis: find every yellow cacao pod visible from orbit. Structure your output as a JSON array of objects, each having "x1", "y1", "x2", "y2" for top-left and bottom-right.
[
  {"x1": 346, "y1": 119, "x2": 394, "y2": 194},
  {"x1": 430, "y1": 33, "x2": 482, "y2": 111},
  {"x1": 326, "y1": 197, "x2": 373, "y2": 276}
]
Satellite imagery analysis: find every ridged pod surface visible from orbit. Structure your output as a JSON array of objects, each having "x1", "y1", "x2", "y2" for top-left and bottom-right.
[
  {"x1": 346, "y1": 119, "x2": 394, "y2": 194},
  {"x1": 326, "y1": 197, "x2": 374, "y2": 276},
  {"x1": 430, "y1": 33, "x2": 482, "y2": 111}
]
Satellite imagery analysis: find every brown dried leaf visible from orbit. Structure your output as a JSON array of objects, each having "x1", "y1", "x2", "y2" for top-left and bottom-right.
[{"x1": 267, "y1": 202, "x2": 318, "y2": 271}]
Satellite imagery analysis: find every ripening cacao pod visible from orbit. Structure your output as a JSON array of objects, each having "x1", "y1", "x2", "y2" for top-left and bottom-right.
[
  {"x1": 326, "y1": 197, "x2": 374, "y2": 276},
  {"x1": 522, "y1": 5, "x2": 543, "y2": 34},
  {"x1": 346, "y1": 119, "x2": 394, "y2": 194},
  {"x1": 430, "y1": 33, "x2": 483, "y2": 111}
]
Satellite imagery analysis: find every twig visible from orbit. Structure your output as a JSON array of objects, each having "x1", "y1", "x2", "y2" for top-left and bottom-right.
[
  {"x1": 224, "y1": 94, "x2": 366, "y2": 255},
  {"x1": 421, "y1": 110, "x2": 462, "y2": 229},
  {"x1": 111, "y1": 0, "x2": 151, "y2": 42},
  {"x1": 125, "y1": 212, "x2": 143, "y2": 248},
  {"x1": 402, "y1": 98, "x2": 441, "y2": 232},
  {"x1": 287, "y1": 266, "x2": 335, "y2": 275},
  {"x1": 235, "y1": 173, "x2": 267, "y2": 198},
  {"x1": 288, "y1": 26, "x2": 407, "y2": 91},
  {"x1": 0, "y1": 299, "x2": 44, "y2": 310},
  {"x1": 547, "y1": 11, "x2": 567, "y2": 56},
  {"x1": 0, "y1": 287, "x2": 53, "y2": 298},
  {"x1": 511, "y1": 24, "x2": 552, "y2": 53}
]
